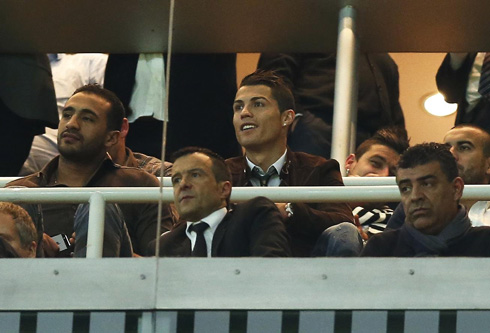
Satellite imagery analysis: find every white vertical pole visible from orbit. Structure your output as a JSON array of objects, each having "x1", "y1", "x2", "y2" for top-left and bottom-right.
[
  {"x1": 86, "y1": 192, "x2": 105, "y2": 258},
  {"x1": 331, "y1": 6, "x2": 359, "y2": 175}
]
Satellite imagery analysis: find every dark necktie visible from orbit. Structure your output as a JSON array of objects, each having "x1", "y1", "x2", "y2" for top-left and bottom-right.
[
  {"x1": 478, "y1": 53, "x2": 490, "y2": 100},
  {"x1": 189, "y1": 222, "x2": 209, "y2": 257},
  {"x1": 251, "y1": 167, "x2": 277, "y2": 186}
]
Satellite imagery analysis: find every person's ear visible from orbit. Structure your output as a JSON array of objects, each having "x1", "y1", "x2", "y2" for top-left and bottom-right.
[
  {"x1": 105, "y1": 130, "x2": 120, "y2": 148},
  {"x1": 281, "y1": 110, "x2": 295, "y2": 127},
  {"x1": 27, "y1": 241, "x2": 37, "y2": 258},
  {"x1": 120, "y1": 118, "x2": 129, "y2": 139},
  {"x1": 345, "y1": 154, "x2": 357, "y2": 174},
  {"x1": 452, "y1": 176, "x2": 464, "y2": 201},
  {"x1": 220, "y1": 181, "x2": 232, "y2": 200}
]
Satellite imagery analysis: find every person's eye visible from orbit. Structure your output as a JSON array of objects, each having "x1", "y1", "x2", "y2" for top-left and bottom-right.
[
  {"x1": 233, "y1": 104, "x2": 243, "y2": 112},
  {"x1": 459, "y1": 144, "x2": 471, "y2": 151},
  {"x1": 171, "y1": 177, "x2": 181, "y2": 185},
  {"x1": 82, "y1": 116, "x2": 94, "y2": 122},
  {"x1": 191, "y1": 172, "x2": 200, "y2": 178},
  {"x1": 254, "y1": 101, "x2": 264, "y2": 107},
  {"x1": 399, "y1": 185, "x2": 411, "y2": 193},
  {"x1": 62, "y1": 112, "x2": 72, "y2": 119},
  {"x1": 370, "y1": 160, "x2": 382, "y2": 169}
]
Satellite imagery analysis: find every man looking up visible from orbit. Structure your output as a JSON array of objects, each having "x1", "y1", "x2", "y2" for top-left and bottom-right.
[
  {"x1": 149, "y1": 147, "x2": 291, "y2": 257},
  {"x1": 362, "y1": 143, "x2": 490, "y2": 257},
  {"x1": 0, "y1": 202, "x2": 37, "y2": 258},
  {"x1": 8, "y1": 84, "x2": 174, "y2": 256},
  {"x1": 226, "y1": 70, "x2": 353, "y2": 257}
]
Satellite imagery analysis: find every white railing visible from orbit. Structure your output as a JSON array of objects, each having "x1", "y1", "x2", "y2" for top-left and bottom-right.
[
  {"x1": 0, "y1": 176, "x2": 398, "y2": 188},
  {"x1": 2, "y1": 184, "x2": 490, "y2": 258}
]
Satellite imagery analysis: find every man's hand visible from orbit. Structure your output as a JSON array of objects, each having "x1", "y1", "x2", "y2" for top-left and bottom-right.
[
  {"x1": 42, "y1": 233, "x2": 60, "y2": 257},
  {"x1": 275, "y1": 203, "x2": 289, "y2": 219},
  {"x1": 353, "y1": 215, "x2": 369, "y2": 241}
]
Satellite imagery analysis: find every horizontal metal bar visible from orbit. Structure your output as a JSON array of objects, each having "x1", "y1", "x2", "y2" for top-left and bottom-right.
[
  {"x1": 1, "y1": 185, "x2": 490, "y2": 203},
  {"x1": 1, "y1": 177, "x2": 396, "y2": 188}
]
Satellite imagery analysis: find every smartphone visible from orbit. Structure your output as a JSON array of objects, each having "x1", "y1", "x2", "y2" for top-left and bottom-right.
[{"x1": 52, "y1": 234, "x2": 71, "y2": 252}]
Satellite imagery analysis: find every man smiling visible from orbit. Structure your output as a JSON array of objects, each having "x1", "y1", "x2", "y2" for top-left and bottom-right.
[{"x1": 362, "y1": 143, "x2": 490, "y2": 257}]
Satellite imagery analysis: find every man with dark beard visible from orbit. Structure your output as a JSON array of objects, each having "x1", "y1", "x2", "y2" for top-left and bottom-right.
[{"x1": 8, "y1": 84, "x2": 174, "y2": 256}]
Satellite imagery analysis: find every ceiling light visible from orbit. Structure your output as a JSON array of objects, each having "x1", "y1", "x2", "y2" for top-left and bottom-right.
[{"x1": 423, "y1": 93, "x2": 457, "y2": 117}]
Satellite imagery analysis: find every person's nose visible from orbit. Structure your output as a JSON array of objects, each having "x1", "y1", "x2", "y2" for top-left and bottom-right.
[
  {"x1": 240, "y1": 105, "x2": 253, "y2": 119},
  {"x1": 410, "y1": 184, "x2": 424, "y2": 202},
  {"x1": 449, "y1": 146, "x2": 459, "y2": 161},
  {"x1": 65, "y1": 114, "x2": 80, "y2": 130}
]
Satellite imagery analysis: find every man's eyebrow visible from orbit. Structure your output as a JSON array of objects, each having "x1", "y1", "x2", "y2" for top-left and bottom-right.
[
  {"x1": 397, "y1": 174, "x2": 436, "y2": 185},
  {"x1": 234, "y1": 96, "x2": 268, "y2": 103},
  {"x1": 61, "y1": 107, "x2": 99, "y2": 118},
  {"x1": 78, "y1": 109, "x2": 99, "y2": 118},
  {"x1": 187, "y1": 168, "x2": 205, "y2": 174},
  {"x1": 370, "y1": 154, "x2": 388, "y2": 163}
]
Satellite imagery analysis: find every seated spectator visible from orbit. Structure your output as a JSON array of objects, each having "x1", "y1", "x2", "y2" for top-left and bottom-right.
[
  {"x1": 108, "y1": 117, "x2": 172, "y2": 177},
  {"x1": 8, "y1": 84, "x2": 175, "y2": 256},
  {"x1": 148, "y1": 147, "x2": 291, "y2": 257},
  {"x1": 362, "y1": 143, "x2": 490, "y2": 257},
  {"x1": 20, "y1": 53, "x2": 108, "y2": 176},
  {"x1": 345, "y1": 127, "x2": 409, "y2": 237},
  {"x1": 226, "y1": 70, "x2": 353, "y2": 257},
  {"x1": 0, "y1": 202, "x2": 37, "y2": 258},
  {"x1": 387, "y1": 124, "x2": 490, "y2": 229}
]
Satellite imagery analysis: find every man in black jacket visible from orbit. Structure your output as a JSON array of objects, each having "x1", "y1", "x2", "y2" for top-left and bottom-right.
[
  {"x1": 149, "y1": 147, "x2": 291, "y2": 257},
  {"x1": 362, "y1": 143, "x2": 490, "y2": 257}
]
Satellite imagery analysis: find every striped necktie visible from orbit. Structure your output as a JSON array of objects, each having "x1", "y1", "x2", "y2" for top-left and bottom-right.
[
  {"x1": 478, "y1": 53, "x2": 490, "y2": 100},
  {"x1": 251, "y1": 167, "x2": 277, "y2": 186}
]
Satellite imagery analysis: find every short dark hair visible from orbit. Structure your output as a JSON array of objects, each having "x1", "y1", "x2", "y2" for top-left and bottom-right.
[
  {"x1": 72, "y1": 84, "x2": 125, "y2": 131},
  {"x1": 451, "y1": 124, "x2": 490, "y2": 157},
  {"x1": 171, "y1": 147, "x2": 231, "y2": 183},
  {"x1": 398, "y1": 142, "x2": 459, "y2": 182},
  {"x1": 0, "y1": 202, "x2": 37, "y2": 250},
  {"x1": 240, "y1": 70, "x2": 295, "y2": 113},
  {"x1": 355, "y1": 127, "x2": 410, "y2": 159}
]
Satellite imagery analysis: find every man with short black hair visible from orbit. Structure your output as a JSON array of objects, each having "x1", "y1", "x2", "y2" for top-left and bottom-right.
[
  {"x1": 345, "y1": 127, "x2": 409, "y2": 236},
  {"x1": 362, "y1": 143, "x2": 490, "y2": 257},
  {"x1": 8, "y1": 84, "x2": 174, "y2": 256},
  {"x1": 388, "y1": 124, "x2": 490, "y2": 229},
  {"x1": 226, "y1": 70, "x2": 353, "y2": 257},
  {"x1": 149, "y1": 147, "x2": 291, "y2": 257}
]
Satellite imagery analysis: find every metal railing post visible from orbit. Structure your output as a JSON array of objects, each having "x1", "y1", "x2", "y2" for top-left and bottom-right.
[
  {"x1": 86, "y1": 192, "x2": 106, "y2": 258},
  {"x1": 331, "y1": 5, "x2": 359, "y2": 175}
]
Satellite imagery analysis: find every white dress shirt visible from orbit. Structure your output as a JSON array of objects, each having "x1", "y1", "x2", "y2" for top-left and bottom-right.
[
  {"x1": 246, "y1": 150, "x2": 287, "y2": 187},
  {"x1": 185, "y1": 207, "x2": 227, "y2": 257}
]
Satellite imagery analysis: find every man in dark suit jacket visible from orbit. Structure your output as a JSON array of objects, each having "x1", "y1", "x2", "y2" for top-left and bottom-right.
[
  {"x1": 0, "y1": 54, "x2": 58, "y2": 176},
  {"x1": 226, "y1": 70, "x2": 354, "y2": 257},
  {"x1": 149, "y1": 147, "x2": 291, "y2": 257},
  {"x1": 436, "y1": 52, "x2": 490, "y2": 132},
  {"x1": 362, "y1": 143, "x2": 490, "y2": 257}
]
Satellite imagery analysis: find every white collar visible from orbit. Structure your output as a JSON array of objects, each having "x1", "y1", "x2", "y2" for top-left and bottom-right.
[{"x1": 245, "y1": 149, "x2": 287, "y2": 175}]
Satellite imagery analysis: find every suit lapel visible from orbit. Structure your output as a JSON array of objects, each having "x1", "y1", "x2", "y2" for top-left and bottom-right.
[{"x1": 211, "y1": 213, "x2": 230, "y2": 256}]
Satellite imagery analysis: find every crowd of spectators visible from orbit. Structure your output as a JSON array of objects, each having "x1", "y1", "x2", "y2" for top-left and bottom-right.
[{"x1": 1, "y1": 52, "x2": 490, "y2": 260}]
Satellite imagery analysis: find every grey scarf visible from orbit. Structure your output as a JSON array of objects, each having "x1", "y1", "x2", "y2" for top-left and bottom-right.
[{"x1": 402, "y1": 206, "x2": 471, "y2": 256}]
